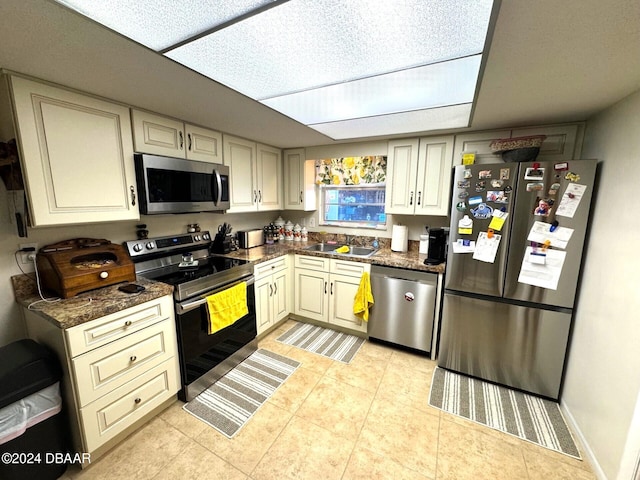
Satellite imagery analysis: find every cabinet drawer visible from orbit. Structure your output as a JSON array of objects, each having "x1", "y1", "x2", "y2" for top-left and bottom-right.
[
  {"x1": 72, "y1": 319, "x2": 177, "y2": 407},
  {"x1": 295, "y1": 255, "x2": 329, "y2": 271},
  {"x1": 80, "y1": 358, "x2": 179, "y2": 453},
  {"x1": 66, "y1": 296, "x2": 173, "y2": 357},
  {"x1": 255, "y1": 256, "x2": 288, "y2": 277},
  {"x1": 330, "y1": 259, "x2": 370, "y2": 277}
]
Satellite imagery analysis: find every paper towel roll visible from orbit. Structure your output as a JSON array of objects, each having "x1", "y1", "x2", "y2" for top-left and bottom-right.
[{"x1": 391, "y1": 225, "x2": 408, "y2": 252}]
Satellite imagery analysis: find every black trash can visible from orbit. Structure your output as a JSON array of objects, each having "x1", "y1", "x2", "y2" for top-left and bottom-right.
[{"x1": 0, "y1": 339, "x2": 70, "y2": 480}]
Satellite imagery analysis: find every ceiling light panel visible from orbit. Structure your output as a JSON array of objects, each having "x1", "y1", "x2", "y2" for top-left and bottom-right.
[
  {"x1": 260, "y1": 55, "x2": 481, "y2": 124},
  {"x1": 55, "y1": 0, "x2": 276, "y2": 51},
  {"x1": 166, "y1": 0, "x2": 494, "y2": 99},
  {"x1": 309, "y1": 104, "x2": 473, "y2": 140}
]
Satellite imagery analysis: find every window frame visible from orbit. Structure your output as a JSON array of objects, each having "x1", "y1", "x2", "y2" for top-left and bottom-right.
[{"x1": 319, "y1": 183, "x2": 387, "y2": 229}]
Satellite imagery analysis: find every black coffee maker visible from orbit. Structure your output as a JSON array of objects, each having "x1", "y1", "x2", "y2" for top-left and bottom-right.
[{"x1": 424, "y1": 228, "x2": 447, "y2": 265}]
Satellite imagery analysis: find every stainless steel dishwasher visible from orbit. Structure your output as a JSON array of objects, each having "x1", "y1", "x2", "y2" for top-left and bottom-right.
[{"x1": 368, "y1": 265, "x2": 437, "y2": 354}]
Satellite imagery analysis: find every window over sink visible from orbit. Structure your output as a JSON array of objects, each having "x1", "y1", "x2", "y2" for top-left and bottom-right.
[{"x1": 315, "y1": 156, "x2": 387, "y2": 229}]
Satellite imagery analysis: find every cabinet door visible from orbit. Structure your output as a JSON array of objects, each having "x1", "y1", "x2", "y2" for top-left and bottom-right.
[
  {"x1": 415, "y1": 136, "x2": 454, "y2": 216},
  {"x1": 185, "y1": 124, "x2": 222, "y2": 163},
  {"x1": 223, "y1": 135, "x2": 257, "y2": 212},
  {"x1": 511, "y1": 124, "x2": 580, "y2": 161},
  {"x1": 452, "y1": 130, "x2": 510, "y2": 165},
  {"x1": 256, "y1": 144, "x2": 282, "y2": 211},
  {"x1": 10, "y1": 76, "x2": 139, "y2": 226},
  {"x1": 272, "y1": 269, "x2": 289, "y2": 323},
  {"x1": 255, "y1": 275, "x2": 273, "y2": 335},
  {"x1": 131, "y1": 109, "x2": 185, "y2": 157},
  {"x1": 328, "y1": 274, "x2": 367, "y2": 333},
  {"x1": 283, "y1": 148, "x2": 316, "y2": 211},
  {"x1": 294, "y1": 268, "x2": 329, "y2": 322},
  {"x1": 385, "y1": 139, "x2": 420, "y2": 214}
]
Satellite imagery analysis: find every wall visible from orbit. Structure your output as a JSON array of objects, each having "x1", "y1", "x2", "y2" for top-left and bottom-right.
[{"x1": 562, "y1": 89, "x2": 640, "y2": 479}]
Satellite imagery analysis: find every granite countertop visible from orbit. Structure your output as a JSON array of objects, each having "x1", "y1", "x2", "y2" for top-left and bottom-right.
[
  {"x1": 12, "y1": 275, "x2": 174, "y2": 330},
  {"x1": 222, "y1": 241, "x2": 446, "y2": 274}
]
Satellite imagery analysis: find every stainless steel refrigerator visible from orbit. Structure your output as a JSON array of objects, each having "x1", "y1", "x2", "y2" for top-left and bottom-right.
[{"x1": 438, "y1": 159, "x2": 597, "y2": 399}]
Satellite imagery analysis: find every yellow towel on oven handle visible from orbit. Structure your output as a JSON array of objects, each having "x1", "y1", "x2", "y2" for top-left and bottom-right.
[
  {"x1": 205, "y1": 281, "x2": 249, "y2": 335},
  {"x1": 353, "y1": 272, "x2": 374, "y2": 322}
]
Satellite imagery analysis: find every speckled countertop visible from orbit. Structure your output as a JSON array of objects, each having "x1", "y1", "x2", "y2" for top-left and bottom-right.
[
  {"x1": 12, "y1": 240, "x2": 443, "y2": 331},
  {"x1": 12, "y1": 275, "x2": 174, "y2": 329},
  {"x1": 222, "y1": 241, "x2": 446, "y2": 274}
]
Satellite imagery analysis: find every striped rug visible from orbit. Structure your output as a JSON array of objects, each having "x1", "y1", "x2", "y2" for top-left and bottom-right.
[
  {"x1": 276, "y1": 321, "x2": 365, "y2": 364},
  {"x1": 429, "y1": 367, "x2": 581, "y2": 459},
  {"x1": 183, "y1": 349, "x2": 299, "y2": 438}
]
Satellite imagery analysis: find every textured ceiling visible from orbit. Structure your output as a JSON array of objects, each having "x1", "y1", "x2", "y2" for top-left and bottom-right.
[{"x1": 0, "y1": 0, "x2": 639, "y2": 148}]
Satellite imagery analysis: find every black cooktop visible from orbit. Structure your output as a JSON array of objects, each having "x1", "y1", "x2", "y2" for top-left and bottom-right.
[{"x1": 148, "y1": 256, "x2": 250, "y2": 286}]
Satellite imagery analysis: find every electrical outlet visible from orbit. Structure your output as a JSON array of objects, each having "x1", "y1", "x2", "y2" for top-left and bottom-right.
[
  {"x1": 308, "y1": 216, "x2": 316, "y2": 227},
  {"x1": 19, "y1": 243, "x2": 38, "y2": 264}
]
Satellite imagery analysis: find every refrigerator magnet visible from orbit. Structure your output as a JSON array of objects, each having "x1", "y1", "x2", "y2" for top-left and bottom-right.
[
  {"x1": 529, "y1": 251, "x2": 547, "y2": 265},
  {"x1": 565, "y1": 171, "x2": 581, "y2": 182},
  {"x1": 478, "y1": 170, "x2": 492, "y2": 179},
  {"x1": 475, "y1": 181, "x2": 486, "y2": 192},
  {"x1": 463, "y1": 169, "x2": 473, "y2": 179},
  {"x1": 468, "y1": 195, "x2": 483, "y2": 205},
  {"x1": 526, "y1": 182, "x2": 544, "y2": 192},
  {"x1": 457, "y1": 180, "x2": 470, "y2": 188},
  {"x1": 534, "y1": 198, "x2": 552, "y2": 217},
  {"x1": 456, "y1": 201, "x2": 467, "y2": 212},
  {"x1": 500, "y1": 168, "x2": 510, "y2": 180},
  {"x1": 490, "y1": 179, "x2": 504, "y2": 188},
  {"x1": 524, "y1": 167, "x2": 545, "y2": 180},
  {"x1": 554, "y1": 162, "x2": 569, "y2": 171},
  {"x1": 486, "y1": 190, "x2": 508, "y2": 203},
  {"x1": 548, "y1": 183, "x2": 561, "y2": 196},
  {"x1": 458, "y1": 191, "x2": 469, "y2": 199},
  {"x1": 458, "y1": 215, "x2": 473, "y2": 235},
  {"x1": 471, "y1": 203, "x2": 494, "y2": 219}
]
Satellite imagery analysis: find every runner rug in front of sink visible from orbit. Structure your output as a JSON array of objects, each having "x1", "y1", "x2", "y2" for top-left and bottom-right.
[
  {"x1": 183, "y1": 349, "x2": 300, "y2": 438},
  {"x1": 429, "y1": 367, "x2": 581, "y2": 459}
]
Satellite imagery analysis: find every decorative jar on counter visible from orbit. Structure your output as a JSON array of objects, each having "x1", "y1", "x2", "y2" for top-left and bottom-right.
[
  {"x1": 274, "y1": 216, "x2": 285, "y2": 241},
  {"x1": 284, "y1": 221, "x2": 294, "y2": 241},
  {"x1": 301, "y1": 226, "x2": 308, "y2": 242},
  {"x1": 293, "y1": 223, "x2": 301, "y2": 242}
]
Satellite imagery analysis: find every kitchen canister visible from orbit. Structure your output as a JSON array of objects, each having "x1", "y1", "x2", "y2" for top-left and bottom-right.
[
  {"x1": 301, "y1": 226, "x2": 308, "y2": 242},
  {"x1": 284, "y1": 220, "x2": 294, "y2": 241},
  {"x1": 293, "y1": 223, "x2": 301, "y2": 241},
  {"x1": 274, "y1": 216, "x2": 285, "y2": 241},
  {"x1": 391, "y1": 224, "x2": 408, "y2": 252}
]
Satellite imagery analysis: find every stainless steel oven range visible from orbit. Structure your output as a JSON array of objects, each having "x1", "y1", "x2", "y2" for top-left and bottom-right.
[{"x1": 125, "y1": 231, "x2": 256, "y2": 401}]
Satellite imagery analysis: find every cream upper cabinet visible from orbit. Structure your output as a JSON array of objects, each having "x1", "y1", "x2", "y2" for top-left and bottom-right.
[
  {"x1": 223, "y1": 134, "x2": 282, "y2": 212},
  {"x1": 452, "y1": 124, "x2": 582, "y2": 165},
  {"x1": 283, "y1": 148, "x2": 316, "y2": 211},
  {"x1": 131, "y1": 109, "x2": 222, "y2": 163},
  {"x1": 385, "y1": 136, "x2": 454, "y2": 216},
  {"x1": 8, "y1": 76, "x2": 139, "y2": 226}
]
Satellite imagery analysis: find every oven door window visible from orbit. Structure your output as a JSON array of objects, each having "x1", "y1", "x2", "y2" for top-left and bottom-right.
[{"x1": 175, "y1": 283, "x2": 256, "y2": 385}]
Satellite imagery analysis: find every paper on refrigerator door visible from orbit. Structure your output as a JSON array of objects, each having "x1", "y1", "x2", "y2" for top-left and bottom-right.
[
  {"x1": 472, "y1": 232, "x2": 501, "y2": 263},
  {"x1": 555, "y1": 183, "x2": 587, "y2": 218},
  {"x1": 517, "y1": 246, "x2": 566, "y2": 290},
  {"x1": 527, "y1": 221, "x2": 574, "y2": 249}
]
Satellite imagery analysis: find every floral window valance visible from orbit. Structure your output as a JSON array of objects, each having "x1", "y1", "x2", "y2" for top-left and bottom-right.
[{"x1": 315, "y1": 156, "x2": 386, "y2": 186}]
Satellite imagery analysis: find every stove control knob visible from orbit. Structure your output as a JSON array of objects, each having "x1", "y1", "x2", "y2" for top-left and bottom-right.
[
  {"x1": 194, "y1": 235, "x2": 201, "y2": 241},
  {"x1": 145, "y1": 242, "x2": 155, "y2": 250},
  {"x1": 202, "y1": 233, "x2": 210, "y2": 241},
  {"x1": 132, "y1": 243, "x2": 143, "y2": 252},
  {"x1": 99, "y1": 271, "x2": 109, "y2": 279}
]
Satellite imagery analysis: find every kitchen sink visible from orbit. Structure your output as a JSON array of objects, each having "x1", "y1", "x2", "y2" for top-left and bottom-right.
[
  {"x1": 303, "y1": 243, "x2": 337, "y2": 253},
  {"x1": 302, "y1": 243, "x2": 378, "y2": 257}
]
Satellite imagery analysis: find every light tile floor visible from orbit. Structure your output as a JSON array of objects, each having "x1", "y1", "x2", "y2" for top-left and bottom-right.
[{"x1": 62, "y1": 319, "x2": 597, "y2": 480}]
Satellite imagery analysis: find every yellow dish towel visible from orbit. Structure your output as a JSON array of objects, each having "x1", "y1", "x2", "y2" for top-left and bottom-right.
[
  {"x1": 335, "y1": 245, "x2": 350, "y2": 253},
  {"x1": 205, "y1": 281, "x2": 249, "y2": 335},
  {"x1": 353, "y1": 272, "x2": 374, "y2": 322}
]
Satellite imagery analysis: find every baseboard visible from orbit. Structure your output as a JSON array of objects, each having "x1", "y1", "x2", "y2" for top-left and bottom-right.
[{"x1": 560, "y1": 401, "x2": 608, "y2": 479}]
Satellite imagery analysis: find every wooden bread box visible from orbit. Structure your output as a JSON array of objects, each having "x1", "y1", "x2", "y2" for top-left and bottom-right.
[{"x1": 36, "y1": 238, "x2": 135, "y2": 298}]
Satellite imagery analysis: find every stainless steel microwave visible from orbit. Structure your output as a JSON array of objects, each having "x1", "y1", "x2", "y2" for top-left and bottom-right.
[{"x1": 134, "y1": 153, "x2": 230, "y2": 214}]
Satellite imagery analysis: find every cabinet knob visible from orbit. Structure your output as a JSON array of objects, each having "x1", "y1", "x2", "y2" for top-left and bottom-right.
[
  {"x1": 130, "y1": 355, "x2": 137, "y2": 362},
  {"x1": 417, "y1": 191, "x2": 422, "y2": 206},
  {"x1": 409, "y1": 191, "x2": 414, "y2": 206},
  {"x1": 99, "y1": 271, "x2": 109, "y2": 279},
  {"x1": 124, "y1": 320, "x2": 132, "y2": 327},
  {"x1": 134, "y1": 397, "x2": 142, "y2": 405}
]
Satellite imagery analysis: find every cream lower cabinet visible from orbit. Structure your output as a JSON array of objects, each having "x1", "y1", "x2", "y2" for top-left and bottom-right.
[
  {"x1": 23, "y1": 295, "x2": 180, "y2": 461},
  {"x1": 294, "y1": 255, "x2": 369, "y2": 334},
  {"x1": 255, "y1": 255, "x2": 290, "y2": 335},
  {"x1": 131, "y1": 109, "x2": 222, "y2": 163},
  {"x1": 385, "y1": 136, "x2": 454, "y2": 216},
  {"x1": 7, "y1": 75, "x2": 139, "y2": 226}
]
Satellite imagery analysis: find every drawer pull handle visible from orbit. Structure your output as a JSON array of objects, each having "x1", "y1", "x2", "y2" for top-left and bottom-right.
[
  {"x1": 134, "y1": 397, "x2": 142, "y2": 405},
  {"x1": 99, "y1": 271, "x2": 109, "y2": 279},
  {"x1": 124, "y1": 320, "x2": 132, "y2": 327},
  {"x1": 130, "y1": 355, "x2": 137, "y2": 362}
]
